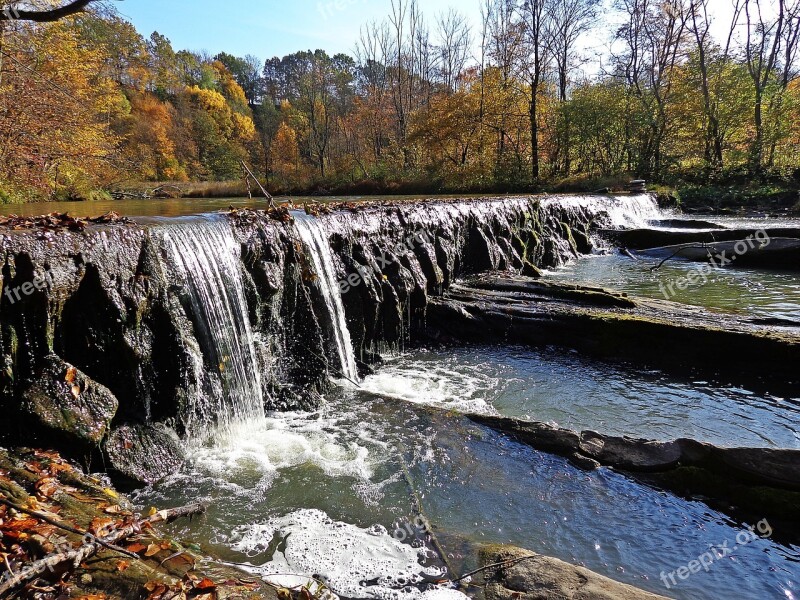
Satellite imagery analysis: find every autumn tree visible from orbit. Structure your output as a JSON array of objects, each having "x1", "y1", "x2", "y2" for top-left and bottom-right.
[
  {"x1": 546, "y1": 0, "x2": 600, "y2": 174},
  {"x1": 613, "y1": 0, "x2": 687, "y2": 178}
]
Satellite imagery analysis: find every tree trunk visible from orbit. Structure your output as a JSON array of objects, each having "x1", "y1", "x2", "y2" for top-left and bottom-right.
[
  {"x1": 751, "y1": 90, "x2": 764, "y2": 174},
  {"x1": 530, "y1": 93, "x2": 539, "y2": 180}
]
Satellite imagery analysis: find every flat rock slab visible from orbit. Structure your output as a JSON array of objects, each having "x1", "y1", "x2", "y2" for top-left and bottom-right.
[
  {"x1": 426, "y1": 275, "x2": 800, "y2": 390},
  {"x1": 480, "y1": 545, "x2": 669, "y2": 600},
  {"x1": 603, "y1": 226, "x2": 800, "y2": 249},
  {"x1": 468, "y1": 413, "x2": 800, "y2": 525}
]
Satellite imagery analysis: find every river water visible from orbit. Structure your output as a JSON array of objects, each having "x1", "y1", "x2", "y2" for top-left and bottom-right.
[
  {"x1": 17, "y1": 195, "x2": 796, "y2": 599},
  {"x1": 544, "y1": 253, "x2": 800, "y2": 322},
  {"x1": 137, "y1": 378, "x2": 800, "y2": 600}
]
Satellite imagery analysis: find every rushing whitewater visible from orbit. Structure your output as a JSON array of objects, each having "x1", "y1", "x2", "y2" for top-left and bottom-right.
[
  {"x1": 541, "y1": 193, "x2": 664, "y2": 229},
  {"x1": 294, "y1": 213, "x2": 360, "y2": 382},
  {"x1": 160, "y1": 217, "x2": 265, "y2": 434}
]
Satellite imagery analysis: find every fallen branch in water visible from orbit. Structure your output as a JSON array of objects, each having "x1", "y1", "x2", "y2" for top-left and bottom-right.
[
  {"x1": 0, "y1": 502, "x2": 207, "y2": 596},
  {"x1": 450, "y1": 554, "x2": 537, "y2": 583},
  {"x1": 649, "y1": 244, "x2": 717, "y2": 271},
  {"x1": 241, "y1": 160, "x2": 275, "y2": 207}
]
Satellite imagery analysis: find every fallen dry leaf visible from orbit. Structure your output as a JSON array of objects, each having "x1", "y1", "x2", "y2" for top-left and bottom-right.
[
  {"x1": 195, "y1": 578, "x2": 216, "y2": 591},
  {"x1": 89, "y1": 517, "x2": 115, "y2": 536},
  {"x1": 35, "y1": 476, "x2": 60, "y2": 499}
]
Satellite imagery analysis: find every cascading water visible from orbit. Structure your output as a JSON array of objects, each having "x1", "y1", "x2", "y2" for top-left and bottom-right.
[
  {"x1": 160, "y1": 217, "x2": 265, "y2": 435},
  {"x1": 541, "y1": 193, "x2": 664, "y2": 229},
  {"x1": 294, "y1": 213, "x2": 359, "y2": 383}
]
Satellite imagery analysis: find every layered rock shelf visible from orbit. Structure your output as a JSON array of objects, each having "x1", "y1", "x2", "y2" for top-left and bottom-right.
[{"x1": 2, "y1": 195, "x2": 798, "y2": 479}]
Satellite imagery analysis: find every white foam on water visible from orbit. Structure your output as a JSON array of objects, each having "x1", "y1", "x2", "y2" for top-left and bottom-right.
[
  {"x1": 359, "y1": 360, "x2": 499, "y2": 415},
  {"x1": 231, "y1": 509, "x2": 467, "y2": 600},
  {"x1": 187, "y1": 413, "x2": 375, "y2": 492}
]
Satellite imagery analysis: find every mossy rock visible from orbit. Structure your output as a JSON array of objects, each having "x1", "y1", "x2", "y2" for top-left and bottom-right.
[{"x1": 21, "y1": 355, "x2": 118, "y2": 448}]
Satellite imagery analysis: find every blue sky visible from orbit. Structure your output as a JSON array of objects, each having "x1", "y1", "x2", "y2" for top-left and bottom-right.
[
  {"x1": 118, "y1": 0, "x2": 485, "y2": 61},
  {"x1": 116, "y1": 0, "x2": 749, "y2": 76}
]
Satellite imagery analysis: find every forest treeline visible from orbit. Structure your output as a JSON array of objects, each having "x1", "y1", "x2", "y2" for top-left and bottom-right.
[{"x1": 0, "y1": 0, "x2": 798, "y2": 202}]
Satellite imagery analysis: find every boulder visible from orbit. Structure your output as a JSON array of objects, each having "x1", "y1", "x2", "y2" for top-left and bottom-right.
[
  {"x1": 21, "y1": 355, "x2": 118, "y2": 448},
  {"x1": 481, "y1": 545, "x2": 669, "y2": 600},
  {"x1": 104, "y1": 424, "x2": 185, "y2": 484}
]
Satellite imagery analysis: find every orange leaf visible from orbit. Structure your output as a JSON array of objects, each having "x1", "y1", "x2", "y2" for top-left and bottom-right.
[
  {"x1": 195, "y1": 578, "x2": 216, "y2": 591},
  {"x1": 116, "y1": 560, "x2": 130, "y2": 572},
  {"x1": 3, "y1": 518, "x2": 39, "y2": 531},
  {"x1": 144, "y1": 543, "x2": 161, "y2": 557},
  {"x1": 65, "y1": 367, "x2": 77, "y2": 383},
  {"x1": 89, "y1": 517, "x2": 114, "y2": 536},
  {"x1": 35, "y1": 476, "x2": 60, "y2": 498},
  {"x1": 126, "y1": 542, "x2": 147, "y2": 554}
]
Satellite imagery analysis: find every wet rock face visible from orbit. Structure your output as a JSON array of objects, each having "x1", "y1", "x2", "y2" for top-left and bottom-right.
[
  {"x1": 0, "y1": 196, "x2": 609, "y2": 480},
  {"x1": 104, "y1": 424, "x2": 185, "y2": 485},
  {"x1": 321, "y1": 197, "x2": 595, "y2": 359},
  {"x1": 21, "y1": 355, "x2": 118, "y2": 448},
  {"x1": 0, "y1": 220, "x2": 332, "y2": 479}
]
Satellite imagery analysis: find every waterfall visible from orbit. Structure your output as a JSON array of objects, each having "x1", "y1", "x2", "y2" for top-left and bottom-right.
[
  {"x1": 160, "y1": 217, "x2": 265, "y2": 434},
  {"x1": 294, "y1": 214, "x2": 359, "y2": 383},
  {"x1": 540, "y1": 193, "x2": 663, "y2": 230}
]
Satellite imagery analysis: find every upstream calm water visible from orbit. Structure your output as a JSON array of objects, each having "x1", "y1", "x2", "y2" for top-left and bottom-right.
[
  {"x1": 138, "y1": 381, "x2": 800, "y2": 600},
  {"x1": 0, "y1": 194, "x2": 497, "y2": 218},
  {"x1": 545, "y1": 252, "x2": 800, "y2": 322}
]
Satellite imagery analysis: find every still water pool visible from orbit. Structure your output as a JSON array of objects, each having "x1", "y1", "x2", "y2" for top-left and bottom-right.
[{"x1": 545, "y1": 252, "x2": 800, "y2": 322}]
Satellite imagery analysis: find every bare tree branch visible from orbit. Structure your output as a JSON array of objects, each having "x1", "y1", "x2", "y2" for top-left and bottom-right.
[{"x1": 0, "y1": 0, "x2": 96, "y2": 22}]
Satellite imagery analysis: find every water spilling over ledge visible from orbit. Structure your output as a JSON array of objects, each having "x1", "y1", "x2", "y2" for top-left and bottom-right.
[
  {"x1": 0, "y1": 193, "x2": 797, "y2": 475},
  {"x1": 1, "y1": 193, "x2": 799, "y2": 599}
]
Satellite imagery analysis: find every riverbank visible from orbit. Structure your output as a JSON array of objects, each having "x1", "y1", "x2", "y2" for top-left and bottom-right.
[{"x1": 0, "y1": 447, "x2": 278, "y2": 599}]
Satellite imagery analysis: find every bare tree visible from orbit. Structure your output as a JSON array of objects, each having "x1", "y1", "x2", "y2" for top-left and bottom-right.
[
  {"x1": 614, "y1": 0, "x2": 687, "y2": 177},
  {"x1": 546, "y1": 0, "x2": 600, "y2": 174},
  {"x1": 547, "y1": 0, "x2": 599, "y2": 102},
  {"x1": 484, "y1": 0, "x2": 524, "y2": 161},
  {"x1": 356, "y1": 20, "x2": 392, "y2": 162},
  {"x1": 435, "y1": 8, "x2": 472, "y2": 93},
  {"x1": 766, "y1": 0, "x2": 800, "y2": 167},
  {"x1": 519, "y1": 0, "x2": 551, "y2": 180},
  {"x1": 687, "y1": 0, "x2": 742, "y2": 171},
  {"x1": 742, "y1": 0, "x2": 798, "y2": 172},
  {"x1": 388, "y1": 0, "x2": 428, "y2": 166}
]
